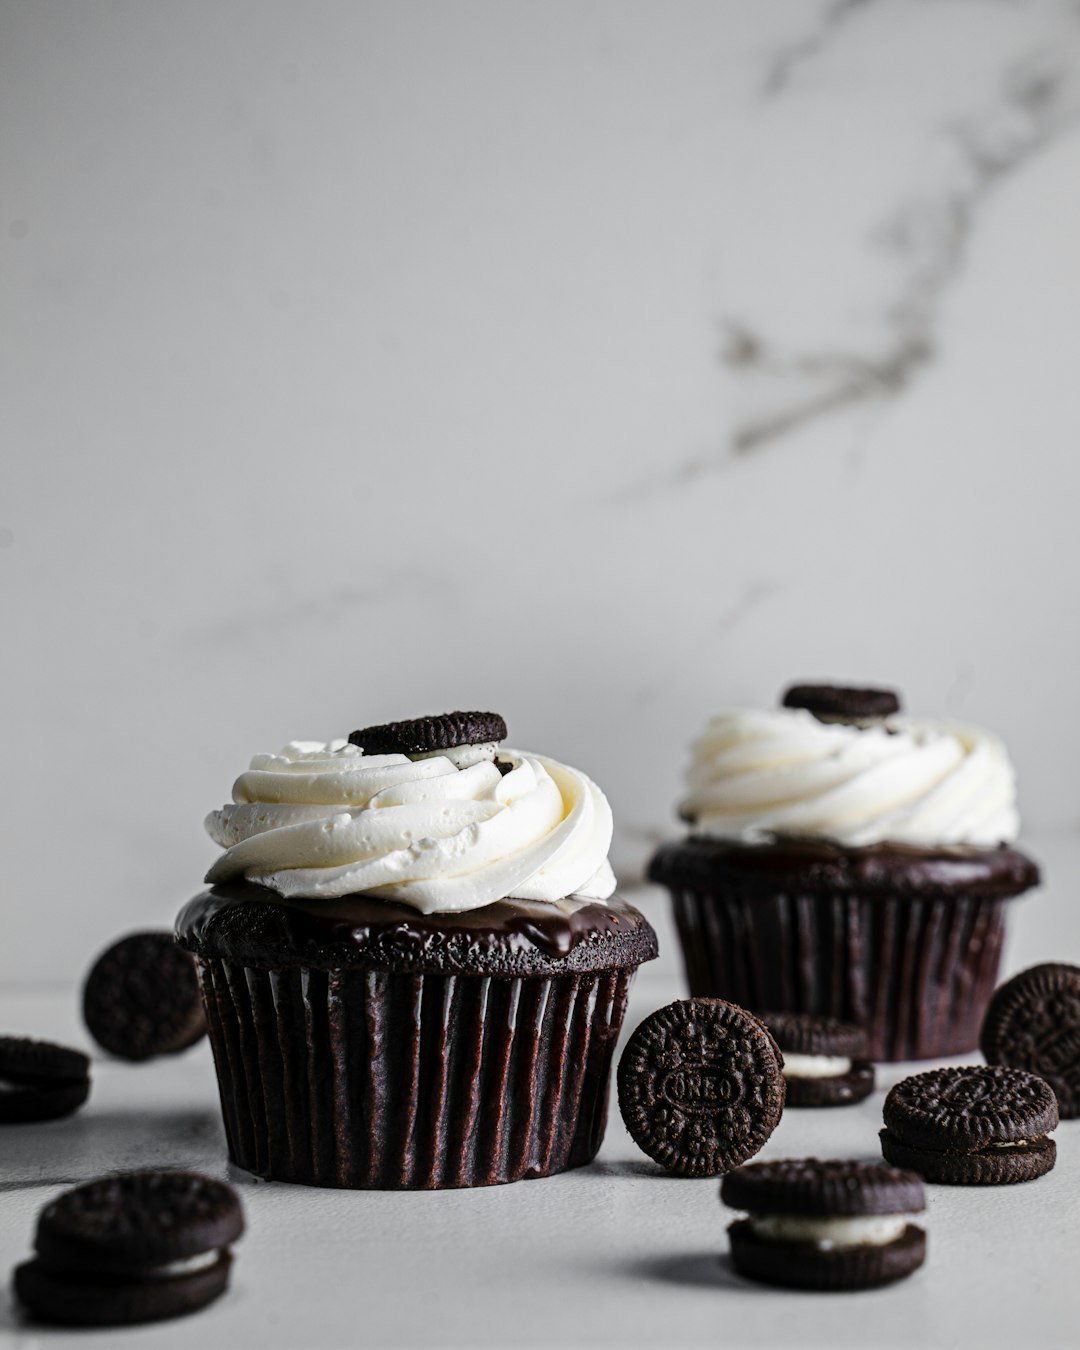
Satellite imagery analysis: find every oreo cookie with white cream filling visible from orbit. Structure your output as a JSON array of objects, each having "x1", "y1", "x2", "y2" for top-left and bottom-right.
[
  {"x1": 757, "y1": 1012, "x2": 875, "y2": 1107},
  {"x1": 880, "y1": 1064, "x2": 1058, "y2": 1184},
  {"x1": 721, "y1": 1158, "x2": 926, "y2": 1290}
]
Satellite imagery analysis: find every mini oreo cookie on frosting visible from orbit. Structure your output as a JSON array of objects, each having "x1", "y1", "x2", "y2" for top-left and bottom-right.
[
  {"x1": 0, "y1": 1037, "x2": 91, "y2": 1124},
  {"x1": 881, "y1": 1064, "x2": 1059, "y2": 1185},
  {"x1": 781, "y1": 682, "x2": 901, "y2": 724},
  {"x1": 349, "y1": 711, "x2": 508, "y2": 768},
  {"x1": 721, "y1": 1159, "x2": 926, "y2": 1291},
  {"x1": 617, "y1": 999, "x2": 785, "y2": 1177},
  {"x1": 981, "y1": 963, "x2": 1080, "y2": 1119},
  {"x1": 758, "y1": 1013, "x2": 875, "y2": 1107},
  {"x1": 13, "y1": 1170, "x2": 244, "y2": 1326}
]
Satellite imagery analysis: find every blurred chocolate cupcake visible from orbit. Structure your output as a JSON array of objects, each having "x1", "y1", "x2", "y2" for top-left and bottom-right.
[
  {"x1": 177, "y1": 712, "x2": 656, "y2": 1189},
  {"x1": 648, "y1": 684, "x2": 1038, "y2": 1061}
]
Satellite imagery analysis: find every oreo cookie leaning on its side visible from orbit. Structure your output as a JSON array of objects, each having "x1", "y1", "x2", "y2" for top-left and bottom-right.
[
  {"x1": 617, "y1": 999, "x2": 785, "y2": 1177},
  {"x1": 0, "y1": 1037, "x2": 91, "y2": 1124},
  {"x1": 721, "y1": 1158, "x2": 926, "y2": 1291},
  {"x1": 781, "y1": 683, "x2": 900, "y2": 724},
  {"x1": 349, "y1": 711, "x2": 508, "y2": 763},
  {"x1": 83, "y1": 932, "x2": 206, "y2": 1061},
  {"x1": 13, "y1": 1170, "x2": 244, "y2": 1326},
  {"x1": 758, "y1": 1013, "x2": 875, "y2": 1107},
  {"x1": 981, "y1": 962, "x2": 1080, "y2": 1119},
  {"x1": 881, "y1": 1064, "x2": 1059, "y2": 1185}
]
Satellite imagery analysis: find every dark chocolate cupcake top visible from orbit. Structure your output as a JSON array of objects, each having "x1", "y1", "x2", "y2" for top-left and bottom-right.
[
  {"x1": 678, "y1": 687, "x2": 1022, "y2": 851},
  {"x1": 176, "y1": 880, "x2": 657, "y2": 976}
]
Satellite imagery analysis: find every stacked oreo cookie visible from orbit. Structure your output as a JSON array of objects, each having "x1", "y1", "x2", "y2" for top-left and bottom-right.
[
  {"x1": 14, "y1": 1171, "x2": 244, "y2": 1326},
  {"x1": 722, "y1": 1159, "x2": 927, "y2": 1290}
]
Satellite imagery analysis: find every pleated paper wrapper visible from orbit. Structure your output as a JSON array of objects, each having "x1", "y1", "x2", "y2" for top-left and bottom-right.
[
  {"x1": 669, "y1": 887, "x2": 1010, "y2": 1061},
  {"x1": 196, "y1": 959, "x2": 636, "y2": 1188}
]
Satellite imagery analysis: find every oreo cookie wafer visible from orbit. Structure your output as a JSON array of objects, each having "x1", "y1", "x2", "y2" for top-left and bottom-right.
[
  {"x1": 981, "y1": 963, "x2": 1080, "y2": 1118},
  {"x1": 83, "y1": 932, "x2": 206, "y2": 1061},
  {"x1": 781, "y1": 683, "x2": 901, "y2": 724},
  {"x1": 349, "y1": 711, "x2": 507, "y2": 758},
  {"x1": 0, "y1": 1037, "x2": 91, "y2": 1124},
  {"x1": 617, "y1": 999, "x2": 785, "y2": 1177},
  {"x1": 881, "y1": 1064, "x2": 1058, "y2": 1185},
  {"x1": 722, "y1": 1158, "x2": 926, "y2": 1290}
]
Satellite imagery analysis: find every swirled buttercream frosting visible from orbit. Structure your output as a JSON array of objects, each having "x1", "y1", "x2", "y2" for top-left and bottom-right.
[
  {"x1": 681, "y1": 709, "x2": 1019, "y2": 848},
  {"x1": 205, "y1": 741, "x2": 617, "y2": 914}
]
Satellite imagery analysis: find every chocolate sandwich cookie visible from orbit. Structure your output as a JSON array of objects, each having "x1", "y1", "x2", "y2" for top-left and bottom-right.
[
  {"x1": 0, "y1": 1037, "x2": 91, "y2": 1123},
  {"x1": 881, "y1": 1064, "x2": 1058, "y2": 1185},
  {"x1": 617, "y1": 999, "x2": 785, "y2": 1178},
  {"x1": 781, "y1": 683, "x2": 901, "y2": 724},
  {"x1": 758, "y1": 1012, "x2": 874, "y2": 1107},
  {"x1": 349, "y1": 711, "x2": 508, "y2": 758},
  {"x1": 981, "y1": 962, "x2": 1080, "y2": 1118},
  {"x1": 83, "y1": 932, "x2": 206, "y2": 1061},
  {"x1": 721, "y1": 1158, "x2": 926, "y2": 1290},
  {"x1": 13, "y1": 1170, "x2": 244, "y2": 1326}
]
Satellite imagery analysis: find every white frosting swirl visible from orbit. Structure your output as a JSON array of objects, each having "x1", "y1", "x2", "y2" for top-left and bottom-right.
[
  {"x1": 205, "y1": 740, "x2": 616, "y2": 914},
  {"x1": 682, "y1": 708, "x2": 1019, "y2": 847}
]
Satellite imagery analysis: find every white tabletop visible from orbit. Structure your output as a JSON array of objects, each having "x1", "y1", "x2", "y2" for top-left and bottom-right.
[{"x1": 3, "y1": 836, "x2": 1079, "y2": 1350}]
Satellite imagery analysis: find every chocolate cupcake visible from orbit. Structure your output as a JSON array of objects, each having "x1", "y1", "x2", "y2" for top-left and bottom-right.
[
  {"x1": 177, "y1": 712, "x2": 657, "y2": 1189},
  {"x1": 648, "y1": 684, "x2": 1039, "y2": 1061}
]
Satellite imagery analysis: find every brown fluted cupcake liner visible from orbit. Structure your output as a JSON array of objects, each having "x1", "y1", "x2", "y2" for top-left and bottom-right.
[
  {"x1": 195, "y1": 958, "x2": 635, "y2": 1188},
  {"x1": 669, "y1": 888, "x2": 1010, "y2": 1061}
]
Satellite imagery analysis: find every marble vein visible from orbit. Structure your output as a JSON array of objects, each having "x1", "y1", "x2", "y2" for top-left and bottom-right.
[
  {"x1": 624, "y1": 579, "x2": 780, "y2": 709},
  {"x1": 726, "y1": 43, "x2": 1080, "y2": 459},
  {"x1": 761, "y1": 0, "x2": 873, "y2": 99},
  {"x1": 609, "y1": 12, "x2": 1080, "y2": 505},
  {"x1": 189, "y1": 571, "x2": 455, "y2": 646}
]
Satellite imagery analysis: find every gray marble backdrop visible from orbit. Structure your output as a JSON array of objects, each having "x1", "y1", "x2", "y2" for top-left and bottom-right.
[{"x1": 3, "y1": 0, "x2": 1078, "y2": 980}]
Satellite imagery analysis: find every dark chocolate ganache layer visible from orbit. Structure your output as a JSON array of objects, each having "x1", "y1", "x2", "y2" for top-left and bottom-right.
[
  {"x1": 648, "y1": 839, "x2": 1039, "y2": 900},
  {"x1": 176, "y1": 881, "x2": 658, "y2": 977}
]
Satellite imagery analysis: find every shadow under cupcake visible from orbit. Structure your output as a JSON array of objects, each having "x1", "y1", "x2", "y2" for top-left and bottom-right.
[{"x1": 648, "y1": 683, "x2": 1039, "y2": 1062}]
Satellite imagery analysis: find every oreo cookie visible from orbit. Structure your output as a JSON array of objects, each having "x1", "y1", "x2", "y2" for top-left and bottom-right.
[
  {"x1": 617, "y1": 999, "x2": 785, "y2": 1177},
  {"x1": 83, "y1": 932, "x2": 206, "y2": 1061},
  {"x1": 981, "y1": 962, "x2": 1080, "y2": 1118},
  {"x1": 348, "y1": 711, "x2": 508, "y2": 757},
  {"x1": 781, "y1": 683, "x2": 901, "y2": 723},
  {"x1": 758, "y1": 1012, "x2": 875, "y2": 1107},
  {"x1": 721, "y1": 1158, "x2": 926, "y2": 1290},
  {"x1": 0, "y1": 1037, "x2": 91, "y2": 1124},
  {"x1": 881, "y1": 1064, "x2": 1059, "y2": 1185},
  {"x1": 13, "y1": 1170, "x2": 244, "y2": 1326}
]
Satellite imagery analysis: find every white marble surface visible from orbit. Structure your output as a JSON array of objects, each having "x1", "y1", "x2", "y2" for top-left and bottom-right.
[
  {"x1": 3, "y1": 1, "x2": 1080, "y2": 981},
  {"x1": 2, "y1": 840, "x2": 1078, "y2": 1350},
  {"x1": 3, "y1": 7, "x2": 1080, "y2": 1339}
]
